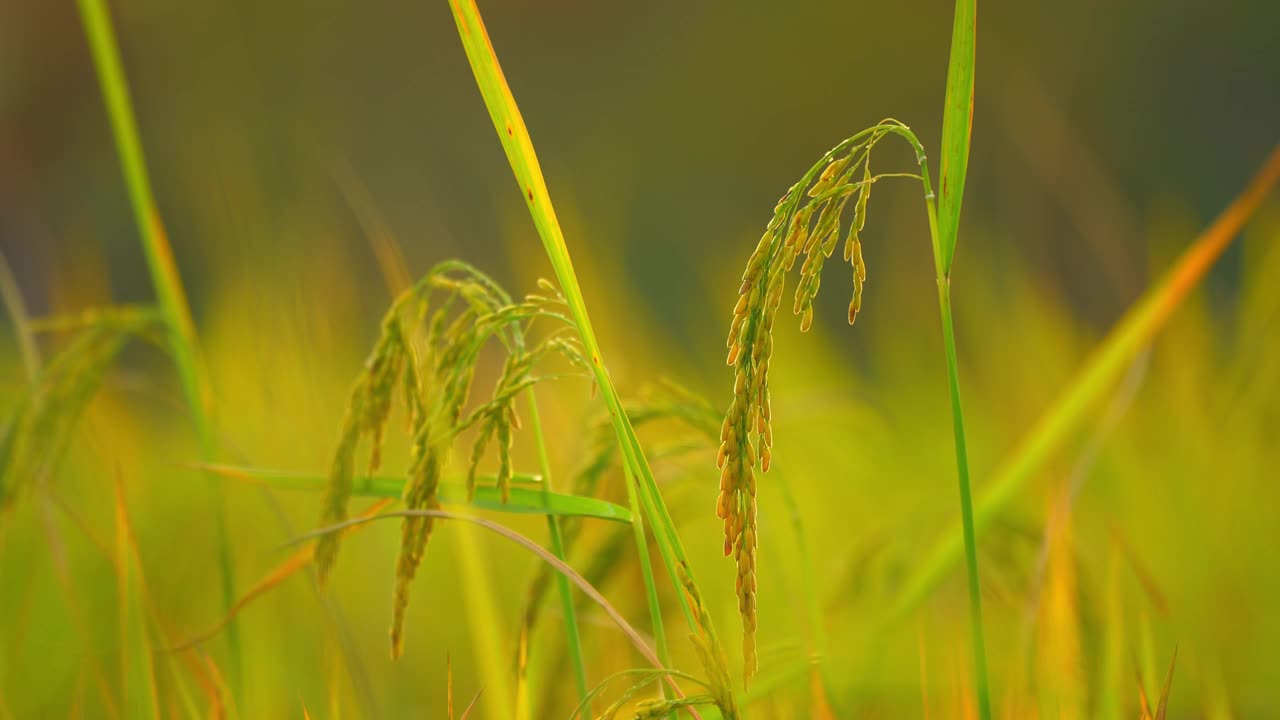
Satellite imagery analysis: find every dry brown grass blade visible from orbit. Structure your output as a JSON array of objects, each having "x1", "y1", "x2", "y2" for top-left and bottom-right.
[
  {"x1": 1030, "y1": 486, "x2": 1085, "y2": 719},
  {"x1": 918, "y1": 624, "x2": 932, "y2": 720},
  {"x1": 174, "y1": 498, "x2": 393, "y2": 652},
  {"x1": 38, "y1": 496, "x2": 122, "y2": 719},
  {"x1": 459, "y1": 690, "x2": 484, "y2": 720},
  {"x1": 513, "y1": 625, "x2": 531, "y2": 720},
  {"x1": 172, "y1": 545, "x2": 314, "y2": 654},
  {"x1": 809, "y1": 668, "x2": 836, "y2": 720},
  {"x1": 1133, "y1": 646, "x2": 1178, "y2": 720},
  {"x1": 447, "y1": 653, "x2": 455, "y2": 720},
  {"x1": 1155, "y1": 646, "x2": 1178, "y2": 720},
  {"x1": 193, "y1": 651, "x2": 233, "y2": 720},
  {"x1": 113, "y1": 470, "x2": 160, "y2": 720},
  {"x1": 1137, "y1": 666, "x2": 1154, "y2": 720}
]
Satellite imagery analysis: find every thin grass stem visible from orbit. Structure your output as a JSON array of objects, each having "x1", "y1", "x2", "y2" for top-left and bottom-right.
[
  {"x1": 0, "y1": 251, "x2": 39, "y2": 385},
  {"x1": 930, "y1": 0, "x2": 989, "y2": 708},
  {"x1": 935, "y1": 284, "x2": 991, "y2": 719},
  {"x1": 524, "y1": 389, "x2": 590, "y2": 702},
  {"x1": 879, "y1": 120, "x2": 992, "y2": 716},
  {"x1": 621, "y1": 463, "x2": 672, "y2": 671}
]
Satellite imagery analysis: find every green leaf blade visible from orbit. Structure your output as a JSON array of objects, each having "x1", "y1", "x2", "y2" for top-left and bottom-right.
[
  {"x1": 196, "y1": 464, "x2": 633, "y2": 523},
  {"x1": 936, "y1": 0, "x2": 976, "y2": 274}
]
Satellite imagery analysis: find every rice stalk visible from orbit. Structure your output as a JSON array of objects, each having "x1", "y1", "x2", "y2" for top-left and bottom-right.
[{"x1": 522, "y1": 383, "x2": 589, "y2": 703}]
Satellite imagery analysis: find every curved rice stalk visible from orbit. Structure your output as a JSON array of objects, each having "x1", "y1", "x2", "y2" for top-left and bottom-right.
[{"x1": 718, "y1": 119, "x2": 947, "y2": 682}]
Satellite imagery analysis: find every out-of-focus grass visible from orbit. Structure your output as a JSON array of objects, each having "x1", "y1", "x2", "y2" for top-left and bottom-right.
[{"x1": 2, "y1": 194, "x2": 1276, "y2": 715}]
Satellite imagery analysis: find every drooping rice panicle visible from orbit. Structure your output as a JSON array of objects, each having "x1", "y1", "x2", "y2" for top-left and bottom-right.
[
  {"x1": 718, "y1": 126, "x2": 900, "y2": 680},
  {"x1": 312, "y1": 261, "x2": 586, "y2": 657},
  {"x1": 315, "y1": 301, "x2": 410, "y2": 583}
]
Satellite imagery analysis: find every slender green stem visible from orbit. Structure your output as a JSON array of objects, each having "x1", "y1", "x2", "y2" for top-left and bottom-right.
[
  {"x1": 75, "y1": 0, "x2": 239, "y2": 684},
  {"x1": 524, "y1": 389, "x2": 590, "y2": 702},
  {"x1": 621, "y1": 464, "x2": 672, "y2": 672},
  {"x1": 884, "y1": 121, "x2": 992, "y2": 718},
  {"x1": 935, "y1": 284, "x2": 992, "y2": 719},
  {"x1": 933, "y1": 0, "x2": 989, "y2": 706},
  {"x1": 0, "y1": 252, "x2": 39, "y2": 385}
]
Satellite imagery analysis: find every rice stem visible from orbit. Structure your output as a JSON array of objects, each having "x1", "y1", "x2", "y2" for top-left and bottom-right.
[
  {"x1": 934, "y1": 283, "x2": 991, "y2": 720},
  {"x1": 523, "y1": 389, "x2": 590, "y2": 702},
  {"x1": 621, "y1": 463, "x2": 672, "y2": 672}
]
